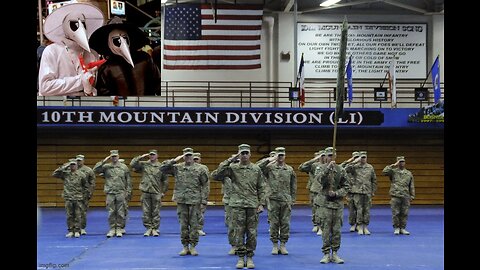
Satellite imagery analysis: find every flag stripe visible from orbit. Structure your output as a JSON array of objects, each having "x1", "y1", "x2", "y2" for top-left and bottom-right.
[
  {"x1": 165, "y1": 49, "x2": 261, "y2": 55},
  {"x1": 164, "y1": 59, "x2": 260, "y2": 65},
  {"x1": 201, "y1": 35, "x2": 261, "y2": 40},
  {"x1": 202, "y1": 30, "x2": 261, "y2": 36},
  {"x1": 164, "y1": 64, "x2": 261, "y2": 70},
  {"x1": 164, "y1": 40, "x2": 260, "y2": 46},
  {"x1": 202, "y1": 19, "x2": 262, "y2": 26},
  {"x1": 164, "y1": 45, "x2": 260, "y2": 51},
  {"x1": 201, "y1": 8, "x2": 263, "y2": 15},
  {"x1": 202, "y1": 25, "x2": 262, "y2": 30},
  {"x1": 164, "y1": 55, "x2": 260, "y2": 61},
  {"x1": 201, "y1": 4, "x2": 263, "y2": 10}
]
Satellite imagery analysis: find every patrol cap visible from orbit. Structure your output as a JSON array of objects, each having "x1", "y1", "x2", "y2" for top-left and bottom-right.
[
  {"x1": 238, "y1": 144, "x2": 251, "y2": 153},
  {"x1": 183, "y1": 147, "x2": 194, "y2": 155},
  {"x1": 275, "y1": 147, "x2": 286, "y2": 156},
  {"x1": 324, "y1": 147, "x2": 335, "y2": 156},
  {"x1": 193, "y1": 152, "x2": 201, "y2": 159},
  {"x1": 360, "y1": 151, "x2": 367, "y2": 158},
  {"x1": 149, "y1": 149, "x2": 158, "y2": 155},
  {"x1": 397, "y1": 156, "x2": 405, "y2": 162},
  {"x1": 76, "y1": 154, "x2": 85, "y2": 161},
  {"x1": 314, "y1": 151, "x2": 320, "y2": 157},
  {"x1": 68, "y1": 159, "x2": 77, "y2": 165},
  {"x1": 352, "y1": 151, "x2": 359, "y2": 158},
  {"x1": 110, "y1": 150, "x2": 119, "y2": 156},
  {"x1": 319, "y1": 150, "x2": 326, "y2": 157},
  {"x1": 269, "y1": 151, "x2": 276, "y2": 157}
]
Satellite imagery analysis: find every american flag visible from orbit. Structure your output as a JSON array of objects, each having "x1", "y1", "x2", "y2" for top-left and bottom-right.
[{"x1": 163, "y1": 4, "x2": 263, "y2": 70}]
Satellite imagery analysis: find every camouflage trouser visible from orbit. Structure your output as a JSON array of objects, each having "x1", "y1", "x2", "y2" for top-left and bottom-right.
[
  {"x1": 310, "y1": 191, "x2": 318, "y2": 226},
  {"x1": 177, "y1": 203, "x2": 200, "y2": 246},
  {"x1": 347, "y1": 193, "x2": 356, "y2": 226},
  {"x1": 224, "y1": 204, "x2": 235, "y2": 246},
  {"x1": 231, "y1": 207, "x2": 259, "y2": 258},
  {"x1": 390, "y1": 196, "x2": 410, "y2": 229},
  {"x1": 320, "y1": 207, "x2": 343, "y2": 254},
  {"x1": 268, "y1": 199, "x2": 292, "y2": 243},
  {"x1": 80, "y1": 197, "x2": 90, "y2": 229},
  {"x1": 313, "y1": 193, "x2": 325, "y2": 229},
  {"x1": 198, "y1": 202, "x2": 207, "y2": 230},
  {"x1": 123, "y1": 193, "x2": 130, "y2": 229},
  {"x1": 65, "y1": 199, "x2": 84, "y2": 232},
  {"x1": 353, "y1": 193, "x2": 372, "y2": 225},
  {"x1": 106, "y1": 193, "x2": 126, "y2": 230},
  {"x1": 141, "y1": 192, "x2": 162, "y2": 230}
]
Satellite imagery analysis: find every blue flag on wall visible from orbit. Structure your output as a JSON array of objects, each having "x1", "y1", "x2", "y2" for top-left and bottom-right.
[
  {"x1": 346, "y1": 55, "x2": 353, "y2": 105},
  {"x1": 431, "y1": 56, "x2": 441, "y2": 103}
]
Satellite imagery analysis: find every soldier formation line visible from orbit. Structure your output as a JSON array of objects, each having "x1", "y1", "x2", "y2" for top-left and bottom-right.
[{"x1": 52, "y1": 144, "x2": 415, "y2": 269}]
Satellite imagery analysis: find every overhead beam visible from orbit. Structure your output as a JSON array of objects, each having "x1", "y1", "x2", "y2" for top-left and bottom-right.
[
  {"x1": 301, "y1": 0, "x2": 381, "y2": 14},
  {"x1": 381, "y1": 0, "x2": 428, "y2": 14},
  {"x1": 283, "y1": 0, "x2": 294, "y2": 12}
]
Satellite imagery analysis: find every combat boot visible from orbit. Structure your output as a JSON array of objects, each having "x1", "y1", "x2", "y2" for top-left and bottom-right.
[
  {"x1": 189, "y1": 245, "x2": 199, "y2": 256},
  {"x1": 106, "y1": 229, "x2": 115, "y2": 238},
  {"x1": 271, "y1": 243, "x2": 279, "y2": 255},
  {"x1": 279, "y1": 243, "x2": 289, "y2": 255},
  {"x1": 228, "y1": 246, "x2": 237, "y2": 255},
  {"x1": 331, "y1": 252, "x2": 344, "y2": 264},
  {"x1": 312, "y1": 225, "x2": 318, "y2": 232},
  {"x1": 320, "y1": 253, "x2": 330, "y2": 264},
  {"x1": 120, "y1": 228, "x2": 126, "y2": 234},
  {"x1": 74, "y1": 232, "x2": 80, "y2": 238},
  {"x1": 363, "y1": 226, "x2": 371, "y2": 235},
  {"x1": 236, "y1": 256, "x2": 245, "y2": 269},
  {"x1": 65, "y1": 231, "x2": 74, "y2": 238},
  {"x1": 80, "y1": 229, "x2": 87, "y2": 235},
  {"x1": 350, "y1": 224, "x2": 357, "y2": 232},
  {"x1": 144, "y1": 228, "x2": 152, "y2": 237},
  {"x1": 179, "y1": 246, "x2": 189, "y2": 256},
  {"x1": 116, "y1": 230, "x2": 123, "y2": 237},
  {"x1": 246, "y1": 257, "x2": 255, "y2": 269},
  {"x1": 357, "y1": 224, "x2": 364, "y2": 235},
  {"x1": 393, "y1": 228, "x2": 400, "y2": 235},
  {"x1": 151, "y1": 229, "x2": 159, "y2": 237},
  {"x1": 198, "y1": 230, "x2": 206, "y2": 236},
  {"x1": 316, "y1": 227, "x2": 322, "y2": 236},
  {"x1": 400, "y1": 228, "x2": 410, "y2": 235}
]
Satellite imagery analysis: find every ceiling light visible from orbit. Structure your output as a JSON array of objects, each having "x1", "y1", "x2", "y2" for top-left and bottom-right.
[
  {"x1": 320, "y1": 0, "x2": 342, "y2": 7},
  {"x1": 161, "y1": 0, "x2": 168, "y2": 3}
]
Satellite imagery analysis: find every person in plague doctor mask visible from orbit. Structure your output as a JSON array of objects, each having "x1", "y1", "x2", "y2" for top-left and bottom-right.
[
  {"x1": 89, "y1": 17, "x2": 161, "y2": 96},
  {"x1": 38, "y1": 3, "x2": 105, "y2": 96}
]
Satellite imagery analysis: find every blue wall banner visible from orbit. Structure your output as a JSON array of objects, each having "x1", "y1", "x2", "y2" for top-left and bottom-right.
[{"x1": 37, "y1": 106, "x2": 443, "y2": 128}]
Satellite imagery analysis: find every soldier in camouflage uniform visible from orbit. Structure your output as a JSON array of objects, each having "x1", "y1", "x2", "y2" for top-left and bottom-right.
[
  {"x1": 255, "y1": 151, "x2": 275, "y2": 231},
  {"x1": 344, "y1": 151, "x2": 377, "y2": 235},
  {"x1": 315, "y1": 147, "x2": 349, "y2": 264},
  {"x1": 299, "y1": 150, "x2": 324, "y2": 235},
  {"x1": 130, "y1": 149, "x2": 169, "y2": 237},
  {"x1": 382, "y1": 156, "x2": 415, "y2": 235},
  {"x1": 257, "y1": 147, "x2": 296, "y2": 255},
  {"x1": 160, "y1": 147, "x2": 209, "y2": 256},
  {"x1": 340, "y1": 151, "x2": 360, "y2": 232},
  {"x1": 75, "y1": 154, "x2": 96, "y2": 235},
  {"x1": 93, "y1": 150, "x2": 132, "y2": 238},
  {"x1": 53, "y1": 159, "x2": 87, "y2": 238},
  {"x1": 193, "y1": 152, "x2": 210, "y2": 236},
  {"x1": 211, "y1": 144, "x2": 266, "y2": 269},
  {"x1": 119, "y1": 158, "x2": 132, "y2": 234}
]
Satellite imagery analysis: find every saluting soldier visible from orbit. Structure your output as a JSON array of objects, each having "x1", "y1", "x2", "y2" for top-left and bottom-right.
[
  {"x1": 211, "y1": 144, "x2": 266, "y2": 269},
  {"x1": 160, "y1": 147, "x2": 209, "y2": 256},
  {"x1": 130, "y1": 149, "x2": 169, "y2": 237},
  {"x1": 75, "y1": 154, "x2": 96, "y2": 235},
  {"x1": 340, "y1": 151, "x2": 360, "y2": 232},
  {"x1": 193, "y1": 152, "x2": 210, "y2": 236},
  {"x1": 382, "y1": 156, "x2": 415, "y2": 235}
]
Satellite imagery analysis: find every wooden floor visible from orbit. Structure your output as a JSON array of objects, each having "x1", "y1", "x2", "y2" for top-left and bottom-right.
[{"x1": 37, "y1": 127, "x2": 443, "y2": 207}]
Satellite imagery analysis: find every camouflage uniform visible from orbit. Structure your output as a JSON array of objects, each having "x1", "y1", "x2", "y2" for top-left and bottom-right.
[
  {"x1": 257, "y1": 147, "x2": 296, "y2": 249},
  {"x1": 211, "y1": 144, "x2": 266, "y2": 263},
  {"x1": 382, "y1": 156, "x2": 415, "y2": 233},
  {"x1": 344, "y1": 151, "x2": 377, "y2": 233},
  {"x1": 255, "y1": 151, "x2": 276, "y2": 227},
  {"x1": 299, "y1": 151, "x2": 323, "y2": 232},
  {"x1": 93, "y1": 150, "x2": 132, "y2": 236},
  {"x1": 315, "y1": 148, "x2": 349, "y2": 263},
  {"x1": 53, "y1": 159, "x2": 87, "y2": 236},
  {"x1": 76, "y1": 155, "x2": 96, "y2": 234},
  {"x1": 220, "y1": 176, "x2": 235, "y2": 247},
  {"x1": 130, "y1": 150, "x2": 169, "y2": 235},
  {"x1": 340, "y1": 152, "x2": 359, "y2": 231},
  {"x1": 160, "y1": 148, "x2": 209, "y2": 250},
  {"x1": 193, "y1": 153, "x2": 210, "y2": 235}
]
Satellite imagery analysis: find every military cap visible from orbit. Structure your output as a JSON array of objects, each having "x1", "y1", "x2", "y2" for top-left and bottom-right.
[
  {"x1": 269, "y1": 151, "x2": 276, "y2": 157},
  {"x1": 193, "y1": 152, "x2": 201, "y2": 159},
  {"x1": 183, "y1": 147, "x2": 194, "y2": 155},
  {"x1": 325, "y1": 147, "x2": 335, "y2": 156},
  {"x1": 360, "y1": 151, "x2": 367, "y2": 158},
  {"x1": 319, "y1": 150, "x2": 326, "y2": 156},
  {"x1": 352, "y1": 151, "x2": 360, "y2": 158},
  {"x1": 149, "y1": 149, "x2": 158, "y2": 155},
  {"x1": 110, "y1": 150, "x2": 119, "y2": 156},
  {"x1": 275, "y1": 147, "x2": 286, "y2": 155},
  {"x1": 76, "y1": 154, "x2": 85, "y2": 161},
  {"x1": 68, "y1": 158, "x2": 77, "y2": 165},
  {"x1": 238, "y1": 144, "x2": 251, "y2": 153},
  {"x1": 396, "y1": 156, "x2": 405, "y2": 162},
  {"x1": 314, "y1": 151, "x2": 320, "y2": 157}
]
